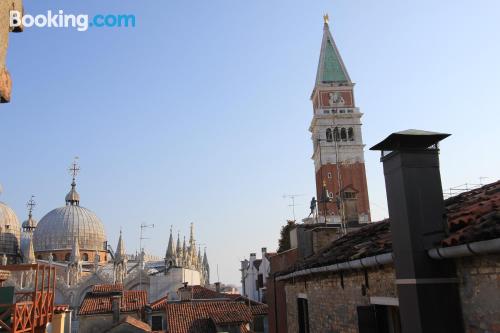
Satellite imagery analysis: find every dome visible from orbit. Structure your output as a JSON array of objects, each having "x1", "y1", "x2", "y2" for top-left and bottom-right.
[
  {"x1": 33, "y1": 205, "x2": 106, "y2": 252},
  {"x1": 22, "y1": 216, "x2": 37, "y2": 230},
  {"x1": 0, "y1": 201, "x2": 21, "y2": 255}
]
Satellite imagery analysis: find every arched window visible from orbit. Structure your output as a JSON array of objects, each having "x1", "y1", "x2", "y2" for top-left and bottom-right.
[
  {"x1": 333, "y1": 128, "x2": 340, "y2": 142},
  {"x1": 348, "y1": 127, "x2": 354, "y2": 141},
  {"x1": 82, "y1": 253, "x2": 89, "y2": 261},
  {"x1": 37, "y1": 255, "x2": 42, "y2": 260},
  {"x1": 340, "y1": 128, "x2": 347, "y2": 141},
  {"x1": 326, "y1": 128, "x2": 333, "y2": 142},
  {"x1": 52, "y1": 254, "x2": 57, "y2": 261},
  {"x1": 65, "y1": 253, "x2": 71, "y2": 261}
]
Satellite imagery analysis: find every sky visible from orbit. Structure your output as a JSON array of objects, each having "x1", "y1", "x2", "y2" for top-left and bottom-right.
[{"x1": 1, "y1": 0, "x2": 499, "y2": 285}]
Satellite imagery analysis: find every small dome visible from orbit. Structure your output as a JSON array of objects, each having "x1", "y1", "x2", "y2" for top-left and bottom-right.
[
  {"x1": 33, "y1": 205, "x2": 106, "y2": 252},
  {"x1": 22, "y1": 216, "x2": 37, "y2": 230},
  {"x1": 0, "y1": 201, "x2": 21, "y2": 256}
]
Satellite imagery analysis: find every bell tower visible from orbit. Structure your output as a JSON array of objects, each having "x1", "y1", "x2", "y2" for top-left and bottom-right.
[{"x1": 310, "y1": 15, "x2": 370, "y2": 224}]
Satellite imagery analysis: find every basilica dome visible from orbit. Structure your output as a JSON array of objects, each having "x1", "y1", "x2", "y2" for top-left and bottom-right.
[
  {"x1": 33, "y1": 180, "x2": 107, "y2": 253},
  {"x1": 0, "y1": 200, "x2": 21, "y2": 257}
]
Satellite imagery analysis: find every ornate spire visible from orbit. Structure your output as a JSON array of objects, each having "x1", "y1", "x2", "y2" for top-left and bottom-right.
[
  {"x1": 176, "y1": 231, "x2": 182, "y2": 256},
  {"x1": 314, "y1": 14, "x2": 351, "y2": 86},
  {"x1": 165, "y1": 226, "x2": 176, "y2": 262},
  {"x1": 65, "y1": 158, "x2": 81, "y2": 206},
  {"x1": 23, "y1": 236, "x2": 36, "y2": 264},
  {"x1": 182, "y1": 236, "x2": 187, "y2": 262},
  {"x1": 115, "y1": 229, "x2": 126, "y2": 262},
  {"x1": 70, "y1": 237, "x2": 81, "y2": 263},
  {"x1": 203, "y1": 248, "x2": 209, "y2": 285}
]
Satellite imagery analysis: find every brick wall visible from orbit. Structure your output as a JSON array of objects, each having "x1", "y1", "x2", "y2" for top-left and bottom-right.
[
  {"x1": 456, "y1": 254, "x2": 500, "y2": 333},
  {"x1": 284, "y1": 265, "x2": 396, "y2": 333}
]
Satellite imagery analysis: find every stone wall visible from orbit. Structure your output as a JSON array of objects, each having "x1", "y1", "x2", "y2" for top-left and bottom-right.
[
  {"x1": 284, "y1": 265, "x2": 396, "y2": 333},
  {"x1": 456, "y1": 254, "x2": 500, "y2": 333}
]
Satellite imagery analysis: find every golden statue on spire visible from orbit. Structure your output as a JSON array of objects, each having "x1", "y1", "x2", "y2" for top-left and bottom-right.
[{"x1": 323, "y1": 13, "x2": 329, "y2": 25}]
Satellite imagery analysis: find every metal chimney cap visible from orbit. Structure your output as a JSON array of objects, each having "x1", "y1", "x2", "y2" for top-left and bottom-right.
[{"x1": 370, "y1": 129, "x2": 450, "y2": 151}]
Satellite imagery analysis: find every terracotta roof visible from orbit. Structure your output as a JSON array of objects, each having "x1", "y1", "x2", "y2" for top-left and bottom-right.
[
  {"x1": 54, "y1": 304, "x2": 69, "y2": 313},
  {"x1": 178, "y1": 285, "x2": 230, "y2": 300},
  {"x1": 280, "y1": 180, "x2": 500, "y2": 274},
  {"x1": 150, "y1": 295, "x2": 168, "y2": 311},
  {"x1": 79, "y1": 289, "x2": 147, "y2": 315},
  {"x1": 105, "y1": 315, "x2": 152, "y2": 332},
  {"x1": 442, "y1": 180, "x2": 500, "y2": 246},
  {"x1": 165, "y1": 301, "x2": 252, "y2": 333},
  {"x1": 92, "y1": 284, "x2": 123, "y2": 294},
  {"x1": 226, "y1": 295, "x2": 269, "y2": 316}
]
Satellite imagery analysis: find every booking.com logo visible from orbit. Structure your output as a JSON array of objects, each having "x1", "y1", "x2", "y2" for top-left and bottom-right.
[{"x1": 10, "y1": 10, "x2": 136, "y2": 32}]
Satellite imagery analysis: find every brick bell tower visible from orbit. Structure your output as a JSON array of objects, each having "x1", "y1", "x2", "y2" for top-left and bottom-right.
[{"x1": 309, "y1": 15, "x2": 370, "y2": 224}]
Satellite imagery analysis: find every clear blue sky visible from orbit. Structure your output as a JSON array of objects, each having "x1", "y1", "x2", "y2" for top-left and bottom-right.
[{"x1": 1, "y1": 0, "x2": 499, "y2": 285}]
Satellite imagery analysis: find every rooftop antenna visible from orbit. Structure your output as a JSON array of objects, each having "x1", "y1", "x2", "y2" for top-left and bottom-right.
[
  {"x1": 282, "y1": 194, "x2": 304, "y2": 222},
  {"x1": 139, "y1": 222, "x2": 154, "y2": 291}
]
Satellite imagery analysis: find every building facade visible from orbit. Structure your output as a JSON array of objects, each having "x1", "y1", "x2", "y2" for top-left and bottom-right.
[
  {"x1": 241, "y1": 247, "x2": 275, "y2": 303},
  {"x1": 309, "y1": 16, "x2": 370, "y2": 224},
  {"x1": 274, "y1": 130, "x2": 500, "y2": 333}
]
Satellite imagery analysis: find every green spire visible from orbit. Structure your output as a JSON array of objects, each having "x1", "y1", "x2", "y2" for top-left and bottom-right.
[{"x1": 315, "y1": 18, "x2": 351, "y2": 85}]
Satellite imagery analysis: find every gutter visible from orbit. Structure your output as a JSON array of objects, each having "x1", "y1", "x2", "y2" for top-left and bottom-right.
[
  {"x1": 276, "y1": 238, "x2": 500, "y2": 282},
  {"x1": 428, "y1": 237, "x2": 500, "y2": 259},
  {"x1": 276, "y1": 252, "x2": 394, "y2": 281}
]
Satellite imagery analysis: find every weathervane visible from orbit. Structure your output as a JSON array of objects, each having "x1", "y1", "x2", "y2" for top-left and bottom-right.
[
  {"x1": 26, "y1": 195, "x2": 36, "y2": 216},
  {"x1": 68, "y1": 157, "x2": 80, "y2": 182}
]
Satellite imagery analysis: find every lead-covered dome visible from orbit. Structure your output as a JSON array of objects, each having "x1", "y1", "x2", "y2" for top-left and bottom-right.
[
  {"x1": 33, "y1": 178, "x2": 106, "y2": 252},
  {"x1": 0, "y1": 200, "x2": 21, "y2": 256}
]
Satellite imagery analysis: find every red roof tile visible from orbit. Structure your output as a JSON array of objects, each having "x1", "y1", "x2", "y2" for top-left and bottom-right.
[
  {"x1": 165, "y1": 301, "x2": 252, "y2": 333},
  {"x1": 79, "y1": 289, "x2": 147, "y2": 315},
  {"x1": 150, "y1": 295, "x2": 168, "y2": 311},
  {"x1": 443, "y1": 180, "x2": 500, "y2": 246},
  {"x1": 92, "y1": 284, "x2": 123, "y2": 293},
  {"x1": 281, "y1": 180, "x2": 500, "y2": 274},
  {"x1": 177, "y1": 285, "x2": 229, "y2": 300}
]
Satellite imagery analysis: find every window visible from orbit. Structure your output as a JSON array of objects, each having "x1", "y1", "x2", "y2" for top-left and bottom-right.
[
  {"x1": 323, "y1": 109, "x2": 330, "y2": 114},
  {"x1": 341, "y1": 127, "x2": 347, "y2": 141},
  {"x1": 333, "y1": 127, "x2": 340, "y2": 142},
  {"x1": 347, "y1": 109, "x2": 353, "y2": 113},
  {"x1": 348, "y1": 127, "x2": 355, "y2": 141},
  {"x1": 357, "y1": 305, "x2": 401, "y2": 333},
  {"x1": 82, "y1": 253, "x2": 89, "y2": 261},
  {"x1": 339, "y1": 109, "x2": 346, "y2": 113},
  {"x1": 297, "y1": 297, "x2": 310, "y2": 333},
  {"x1": 332, "y1": 109, "x2": 338, "y2": 114},
  {"x1": 257, "y1": 274, "x2": 264, "y2": 288},
  {"x1": 343, "y1": 191, "x2": 357, "y2": 199},
  {"x1": 327, "y1": 172, "x2": 332, "y2": 179},
  {"x1": 326, "y1": 128, "x2": 333, "y2": 142},
  {"x1": 65, "y1": 253, "x2": 70, "y2": 261},
  {"x1": 151, "y1": 316, "x2": 163, "y2": 331}
]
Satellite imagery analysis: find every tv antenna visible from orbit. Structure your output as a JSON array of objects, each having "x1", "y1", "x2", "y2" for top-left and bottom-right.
[
  {"x1": 138, "y1": 222, "x2": 154, "y2": 291},
  {"x1": 282, "y1": 194, "x2": 304, "y2": 222}
]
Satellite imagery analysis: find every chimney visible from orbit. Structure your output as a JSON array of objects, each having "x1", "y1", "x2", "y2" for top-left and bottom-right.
[
  {"x1": 371, "y1": 130, "x2": 463, "y2": 333},
  {"x1": 261, "y1": 247, "x2": 267, "y2": 256},
  {"x1": 215, "y1": 282, "x2": 221, "y2": 293},
  {"x1": 178, "y1": 283, "x2": 192, "y2": 301},
  {"x1": 111, "y1": 295, "x2": 121, "y2": 324}
]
